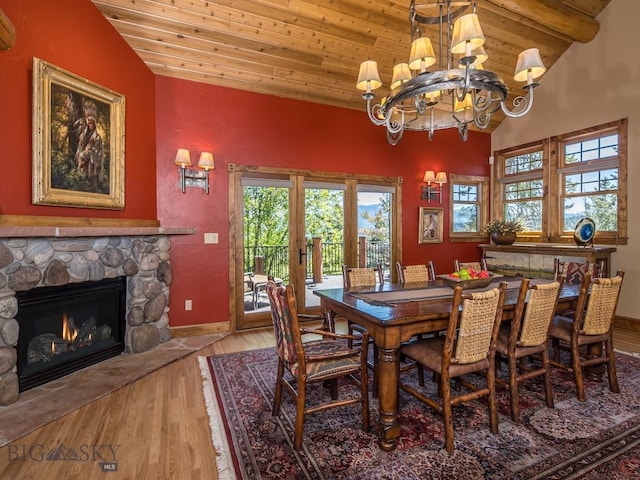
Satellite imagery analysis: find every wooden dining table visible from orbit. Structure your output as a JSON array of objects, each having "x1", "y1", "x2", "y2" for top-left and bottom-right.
[{"x1": 314, "y1": 278, "x2": 581, "y2": 451}]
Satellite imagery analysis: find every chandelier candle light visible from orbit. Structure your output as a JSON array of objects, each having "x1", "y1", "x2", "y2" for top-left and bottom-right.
[{"x1": 356, "y1": 0, "x2": 546, "y2": 145}]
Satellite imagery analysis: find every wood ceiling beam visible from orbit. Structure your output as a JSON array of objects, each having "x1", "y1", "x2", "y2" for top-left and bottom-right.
[
  {"x1": 0, "y1": 8, "x2": 15, "y2": 51},
  {"x1": 484, "y1": 0, "x2": 600, "y2": 43}
]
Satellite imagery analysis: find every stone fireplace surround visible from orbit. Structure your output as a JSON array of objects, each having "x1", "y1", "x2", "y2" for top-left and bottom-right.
[{"x1": 0, "y1": 226, "x2": 192, "y2": 406}]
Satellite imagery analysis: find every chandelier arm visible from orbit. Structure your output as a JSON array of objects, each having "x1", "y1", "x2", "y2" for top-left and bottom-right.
[
  {"x1": 458, "y1": 123, "x2": 469, "y2": 141},
  {"x1": 365, "y1": 96, "x2": 390, "y2": 126},
  {"x1": 387, "y1": 128, "x2": 404, "y2": 145},
  {"x1": 473, "y1": 110, "x2": 491, "y2": 129},
  {"x1": 455, "y1": 65, "x2": 471, "y2": 102},
  {"x1": 472, "y1": 90, "x2": 494, "y2": 114},
  {"x1": 428, "y1": 108, "x2": 435, "y2": 140},
  {"x1": 500, "y1": 86, "x2": 535, "y2": 118},
  {"x1": 386, "y1": 111, "x2": 406, "y2": 135}
]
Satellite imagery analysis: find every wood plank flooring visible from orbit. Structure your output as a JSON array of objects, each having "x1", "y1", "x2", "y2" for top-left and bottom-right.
[{"x1": 0, "y1": 324, "x2": 638, "y2": 480}]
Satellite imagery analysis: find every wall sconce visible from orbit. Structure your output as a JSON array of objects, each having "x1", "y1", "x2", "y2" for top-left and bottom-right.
[
  {"x1": 175, "y1": 149, "x2": 215, "y2": 194},
  {"x1": 421, "y1": 170, "x2": 447, "y2": 203}
]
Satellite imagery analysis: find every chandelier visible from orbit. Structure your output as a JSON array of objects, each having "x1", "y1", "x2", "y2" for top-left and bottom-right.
[{"x1": 356, "y1": 0, "x2": 546, "y2": 145}]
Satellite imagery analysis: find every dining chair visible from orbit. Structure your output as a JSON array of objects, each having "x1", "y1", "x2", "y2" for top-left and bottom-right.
[
  {"x1": 549, "y1": 271, "x2": 624, "y2": 402},
  {"x1": 454, "y1": 258, "x2": 488, "y2": 273},
  {"x1": 553, "y1": 258, "x2": 604, "y2": 285},
  {"x1": 399, "y1": 282, "x2": 507, "y2": 454},
  {"x1": 396, "y1": 261, "x2": 436, "y2": 284},
  {"x1": 265, "y1": 282, "x2": 370, "y2": 450},
  {"x1": 342, "y1": 263, "x2": 384, "y2": 288},
  {"x1": 495, "y1": 277, "x2": 563, "y2": 421}
]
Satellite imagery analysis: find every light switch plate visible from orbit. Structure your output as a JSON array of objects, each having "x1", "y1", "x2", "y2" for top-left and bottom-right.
[{"x1": 204, "y1": 232, "x2": 219, "y2": 244}]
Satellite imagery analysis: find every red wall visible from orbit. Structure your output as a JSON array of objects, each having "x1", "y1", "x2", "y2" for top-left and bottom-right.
[
  {"x1": 0, "y1": 0, "x2": 157, "y2": 220},
  {"x1": 156, "y1": 76, "x2": 492, "y2": 326},
  {"x1": 0, "y1": 1, "x2": 492, "y2": 328}
]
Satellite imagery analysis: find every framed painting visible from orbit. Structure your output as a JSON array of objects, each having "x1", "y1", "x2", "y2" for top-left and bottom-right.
[
  {"x1": 419, "y1": 207, "x2": 443, "y2": 244},
  {"x1": 32, "y1": 57, "x2": 125, "y2": 209}
]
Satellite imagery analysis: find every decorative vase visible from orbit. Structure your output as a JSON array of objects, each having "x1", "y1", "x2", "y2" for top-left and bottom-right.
[{"x1": 490, "y1": 232, "x2": 517, "y2": 245}]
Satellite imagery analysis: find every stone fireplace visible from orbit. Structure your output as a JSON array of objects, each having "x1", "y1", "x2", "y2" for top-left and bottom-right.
[{"x1": 0, "y1": 228, "x2": 186, "y2": 405}]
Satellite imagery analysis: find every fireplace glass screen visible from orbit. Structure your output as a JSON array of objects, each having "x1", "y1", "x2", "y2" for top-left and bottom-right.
[{"x1": 16, "y1": 277, "x2": 126, "y2": 391}]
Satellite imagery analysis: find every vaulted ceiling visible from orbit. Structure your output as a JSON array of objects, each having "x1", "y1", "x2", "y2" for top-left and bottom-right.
[{"x1": 93, "y1": 0, "x2": 612, "y2": 132}]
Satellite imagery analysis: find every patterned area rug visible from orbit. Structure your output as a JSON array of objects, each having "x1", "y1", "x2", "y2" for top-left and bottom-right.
[{"x1": 200, "y1": 348, "x2": 640, "y2": 479}]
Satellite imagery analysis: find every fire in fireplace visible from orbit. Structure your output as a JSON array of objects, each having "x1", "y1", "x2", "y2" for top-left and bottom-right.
[{"x1": 16, "y1": 277, "x2": 126, "y2": 391}]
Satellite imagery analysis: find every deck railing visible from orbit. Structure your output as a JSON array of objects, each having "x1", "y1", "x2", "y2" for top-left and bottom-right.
[{"x1": 244, "y1": 239, "x2": 390, "y2": 282}]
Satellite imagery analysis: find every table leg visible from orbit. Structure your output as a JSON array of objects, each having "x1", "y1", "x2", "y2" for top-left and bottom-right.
[
  {"x1": 322, "y1": 311, "x2": 336, "y2": 333},
  {"x1": 376, "y1": 347, "x2": 401, "y2": 451}
]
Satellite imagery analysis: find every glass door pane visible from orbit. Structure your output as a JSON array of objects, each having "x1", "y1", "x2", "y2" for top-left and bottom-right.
[
  {"x1": 242, "y1": 184, "x2": 290, "y2": 315},
  {"x1": 303, "y1": 185, "x2": 345, "y2": 309},
  {"x1": 357, "y1": 187, "x2": 393, "y2": 282}
]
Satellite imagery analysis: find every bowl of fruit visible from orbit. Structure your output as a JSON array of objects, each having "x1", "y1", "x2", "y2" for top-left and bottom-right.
[{"x1": 438, "y1": 269, "x2": 500, "y2": 290}]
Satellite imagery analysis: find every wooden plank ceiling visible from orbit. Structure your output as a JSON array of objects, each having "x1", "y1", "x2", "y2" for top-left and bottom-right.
[{"x1": 92, "y1": 0, "x2": 612, "y2": 132}]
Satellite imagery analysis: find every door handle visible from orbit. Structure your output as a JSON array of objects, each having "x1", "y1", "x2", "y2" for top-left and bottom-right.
[{"x1": 299, "y1": 248, "x2": 307, "y2": 265}]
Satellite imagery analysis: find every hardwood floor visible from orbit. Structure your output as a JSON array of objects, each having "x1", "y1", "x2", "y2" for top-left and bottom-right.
[{"x1": 1, "y1": 323, "x2": 638, "y2": 480}]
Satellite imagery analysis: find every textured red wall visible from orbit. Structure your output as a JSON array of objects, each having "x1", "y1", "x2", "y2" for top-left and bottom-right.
[
  {"x1": 0, "y1": 0, "x2": 157, "y2": 219},
  {"x1": 156, "y1": 76, "x2": 491, "y2": 326}
]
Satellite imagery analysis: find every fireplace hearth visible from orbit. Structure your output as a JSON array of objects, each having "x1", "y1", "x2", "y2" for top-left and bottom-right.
[{"x1": 16, "y1": 277, "x2": 126, "y2": 391}]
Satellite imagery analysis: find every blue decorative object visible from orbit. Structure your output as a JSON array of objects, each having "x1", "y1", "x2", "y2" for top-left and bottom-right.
[{"x1": 574, "y1": 217, "x2": 596, "y2": 247}]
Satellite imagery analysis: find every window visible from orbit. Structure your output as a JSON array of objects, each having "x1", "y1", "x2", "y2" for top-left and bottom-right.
[
  {"x1": 559, "y1": 133, "x2": 620, "y2": 233},
  {"x1": 449, "y1": 174, "x2": 489, "y2": 241},
  {"x1": 498, "y1": 144, "x2": 547, "y2": 233},
  {"x1": 493, "y1": 119, "x2": 627, "y2": 244}
]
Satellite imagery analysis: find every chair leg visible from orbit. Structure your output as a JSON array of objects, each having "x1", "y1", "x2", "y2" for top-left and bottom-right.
[
  {"x1": 541, "y1": 349, "x2": 555, "y2": 408},
  {"x1": 551, "y1": 338, "x2": 561, "y2": 362},
  {"x1": 487, "y1": 365, "x2": 499, "y2": 435},
  {"x1": 605, "y1": 339, "x2": 620, "y2": 394},
  {"x1": 330, "y1": 379, "x2": 338, "y2": 400},
  {"x1": 508, "y1": 354, "x2": 520, "y2": 422},
  {"x1": 360, "y1": 368, "x2": 370, "y2": 433},
  {"x1": 294, "y1": 378, "x2": 307, "y2": 450},
  {"x1": 571, "y1": 340, "x2": 587, "y2": 402},
  {"x1": 272, "y1": 361, "x2": 285, "y2": 416},
  {"x1": 417, "y1": 364, "x2": 425, "y2": 387},
  {"x1": 440, "y1": 378, "x2": 455, "y2": 454}
]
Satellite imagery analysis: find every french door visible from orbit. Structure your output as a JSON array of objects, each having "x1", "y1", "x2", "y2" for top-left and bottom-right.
[{"x1": 229, "y1": 164, "x2": 402, "y2": 330}]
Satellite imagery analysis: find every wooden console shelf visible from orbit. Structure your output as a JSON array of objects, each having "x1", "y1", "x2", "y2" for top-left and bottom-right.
[{"x1": 480, "y1": 243, "x2": 617, "y2": 278}]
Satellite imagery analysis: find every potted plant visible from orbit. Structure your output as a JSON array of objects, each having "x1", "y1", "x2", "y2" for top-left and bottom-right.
[{"x1": 483, "y1": 218, "x2": 524, "y2": 245}]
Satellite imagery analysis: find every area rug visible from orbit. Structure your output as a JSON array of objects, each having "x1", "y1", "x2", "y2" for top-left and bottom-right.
[{"x1": 200, "y1": 348, "x2": 640, "y2": 479}]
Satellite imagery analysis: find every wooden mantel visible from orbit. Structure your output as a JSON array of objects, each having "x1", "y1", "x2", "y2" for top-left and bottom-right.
[{"x1": 0, "y1": 215, "x2": 195, "y2": 238}]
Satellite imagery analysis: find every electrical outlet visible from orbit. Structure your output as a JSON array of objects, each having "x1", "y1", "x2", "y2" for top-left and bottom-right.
[
  {"x1": 204, "y1": 232, "x2": 219, "y2": 244},
  {"x1": 185, "y1": 299, "x2": 192, "y2": 311}
]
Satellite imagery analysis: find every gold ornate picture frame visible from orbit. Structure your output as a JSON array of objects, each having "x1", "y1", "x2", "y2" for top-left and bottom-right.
[
  {"x1": 32, "y1": 57, "x2": 125, "y2": 209},
  {"x1": 419, "y1": 207, "x2": 443, "y2": 244}
]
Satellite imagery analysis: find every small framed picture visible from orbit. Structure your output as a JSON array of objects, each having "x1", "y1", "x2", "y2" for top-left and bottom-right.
[
  {"x1": 32, "y1": 57, "x2": 125, "y2": 209},
  {"x1": 419, "y1": 207, "x2": 443, "y2": 244}
]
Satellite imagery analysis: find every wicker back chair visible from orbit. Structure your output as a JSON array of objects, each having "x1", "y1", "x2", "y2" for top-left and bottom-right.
[
  {"x1": 549, "y1": 271, "x2": 624, "y2": 402},
  {"x1": 342, "y1": 264, "x2": 384, "y2": 288},
  {"x1": 399, "y1": 282, "x2": 507, "y2": 454},
  {"x1": 454, "y1": 258, "x2": 488, "y2": 274},
  {"x1": 396, "y1": 261, "x2": 436, "y2": 284},
  {"x1": 265, "y1": 282, "x2": 370, "y2": 450},
  {"x1": 495, "y1": 278, "x2": 563, "y2": 421},
  {"x1": 553, "y1": 258, "x2": 604, "y2": 285}
]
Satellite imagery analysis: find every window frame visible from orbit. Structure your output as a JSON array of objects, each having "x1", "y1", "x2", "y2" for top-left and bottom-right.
[
  {"x1": 493, "y1": 139, "x2": 550, "y2": 242},
  {"x1": 493, "y1": 119, "x2": 627, "y2": 245},
  {"x1": 448, "y1": 173, "x2": 489, "y2": 242}
]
